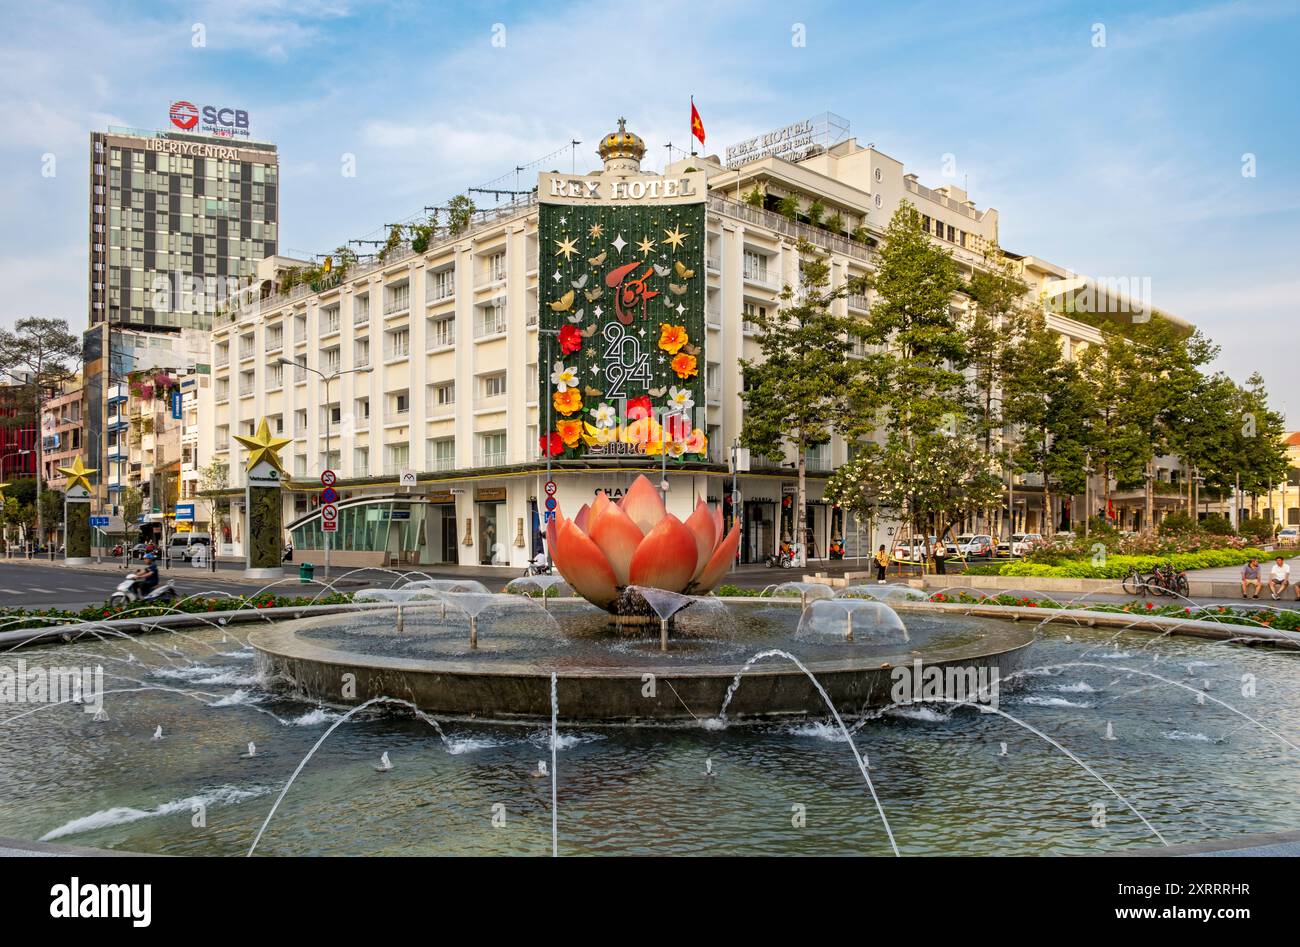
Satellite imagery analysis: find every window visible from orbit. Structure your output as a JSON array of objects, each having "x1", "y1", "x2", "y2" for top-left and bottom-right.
[
  {"x1": 743, "y1": 250, "x2": 768, "y2": 283},
  {"x1": 480, "y1": 372, "x2": 507, "y2": 399},
  {"x1": 429, "y1": 381, "x2": 455, "y2": 412},
  {"x1": 388, "y1": 390, "x2": 410, "y2": 418},
  {"x1": 428, "y1": 268, "x2": 455, "y2": 302},
  {"x1": 429, "y1": 315, "x2": 455, "y2": 348},
  {"x1": 354, "y1": 294, "x2": 370, "y2": 324},
  {"x1": 706, "y1": 362, "x2": 722, "y2": 400},
  {"x1": 385, "y1": 327, "x2": 410, "y2": 359},
  {"x1": 486, "y1": 251, "x2": 506, "y2": 283},
  {"x1": 321, "y1": 305, "x2": 340, "y2": 334},
  {"x1": 322, "y1": 403, "x2": 342, "y2": 427},
  {"x1": 474, "y1": 301, "x2": 507, "y2": 338},
  {"x1": 268, "y1": 363, "x2": 284, "y2": 388},
  {"x1": 294, "y1": 409, "x2": 308, "y2": 435},
  {"x1": 428, "y1": 437, "x2": 455, "y2": 471},
  {"x1": 476, "y1": 431, "x2": 507, "y2": 467},
  {"x1": 266, "y1": 324, "x2": 283, "y2": 350},
  {"x1": 355, "y1": 338, "x2": 370, "y2": 367},
  {"x1": 239, "y1": 369, "x2": 254, "y2": 397},
  {"x1": 384, "y1": 442, "x2": 410, "y2": 476},
  {"x1": 353, "y1": 447, "x2": 369, "y2": 477},
  {"x1": 355, "y1": 397, "x2": 370, "y2": 424},
  {"x1": 743, "y1": 301, "x2": 767, "y2": 334},
  {"x1": 384, "y1": 280, "x2": 410, "y2": 315},
  {"x1": 294, "y1": 314, "x2": 307, "y2": 342},
  {"x1": 323, "y1": 347, "x2": 341, "y2": 374}
]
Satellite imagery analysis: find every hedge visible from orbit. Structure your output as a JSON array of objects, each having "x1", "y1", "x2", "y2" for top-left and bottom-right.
[
  {"x1": 998, "y1": 548, "x2": 1267, "y2": 580},
  {"x1": 0, "y1": 593, "x2": 355, "y2": 631}
]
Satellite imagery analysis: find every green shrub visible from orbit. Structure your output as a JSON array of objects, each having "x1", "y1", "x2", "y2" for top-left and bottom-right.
[
  {"x1": 1159, "y1": 511, "x2": 1196, "y2": 534},
  {"x1": 999, "y1": 547, "x2": 1266, "y2": 579},
  {"x1": 1202, "y1": 514, "x2": 1233, "y2": 535}
]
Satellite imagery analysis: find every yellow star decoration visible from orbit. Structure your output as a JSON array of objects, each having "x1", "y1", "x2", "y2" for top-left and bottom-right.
[
  {"x1": 554, "y1": 236, "x2": 579, "y2": 261},
  {"x1": 234, "y1": 417, "x2": 292, "y2": 475},
  {"x1": 0, "y1": 482, "x2": 9, "y2": 500},
  {"x1": 662, "y1": 226, "x2": 687, "y2": 250},
  {"x1": 57, "y1": 457, "x2": 98, "y2": 493},
  {"x1": 587, "y1": 223, "x2": 603, "y2": 239},
  {"x1": 635, "y1": 236, "x2": 656, "y2": 255}
]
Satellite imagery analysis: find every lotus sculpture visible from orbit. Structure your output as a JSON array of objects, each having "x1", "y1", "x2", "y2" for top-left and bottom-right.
[{"x1": 547, "y1": 474, "x2": 741, "y2": 616}]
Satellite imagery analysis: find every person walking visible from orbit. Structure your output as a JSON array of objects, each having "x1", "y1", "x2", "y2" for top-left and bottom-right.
[
  {"x1": 1240, "y1": 558, "x2": 1262, "y2": 599},
  {"x1": 874, "y1": 544, "x2": 889, "y2": 583},
  {"x1": 1268, "y1": 556, "x2": 1291, "y2": 600}
]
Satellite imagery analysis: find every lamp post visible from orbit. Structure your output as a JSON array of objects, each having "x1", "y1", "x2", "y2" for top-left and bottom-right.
[
  {"x1": 278, "y1": 357, "x2": 371, "y2": 581},
  {"x1": 1083, "y1": 453, "x2": 1095, "y2": 540},
  {"x1": 729, "y1": 438, "x2": 743, "y2": 574}
]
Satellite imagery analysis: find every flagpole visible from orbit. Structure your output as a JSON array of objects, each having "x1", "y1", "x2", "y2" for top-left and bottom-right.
[{"x1": 690, "y1": 96, "x2": 696, "y2": 156}]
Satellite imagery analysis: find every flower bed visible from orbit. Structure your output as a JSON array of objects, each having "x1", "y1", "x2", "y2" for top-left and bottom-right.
[
  {"x1": 998, "y1": 548, "x2": 1266, "y2": 579},
  {"x1": 0, "y1": 593, "x2": 354, "y2": 631}
]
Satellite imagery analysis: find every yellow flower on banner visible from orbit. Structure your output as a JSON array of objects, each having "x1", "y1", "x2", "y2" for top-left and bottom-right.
[
  {"x1": 658, "y1": 323, "x2": 689, "y2": 355},
  {"x1": 553, "y1": 388, "x2": 583, "y2": 416},
  {"x1": 685, "y1": 428, "x2": 708, "y2": 455},
  {"x1": 556, "y1": 419, "x2": 584, "y2": 447},
  {"x1": 670, "y1": 352, "x2": 698, "y2": 379},
  {"x1": 625, "y1": 416, "x2": 662, "y2": 452}
]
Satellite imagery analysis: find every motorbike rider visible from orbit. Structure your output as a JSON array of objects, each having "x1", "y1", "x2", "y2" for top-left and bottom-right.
[{"x1": 129, "y1": 553, "x2": 160, "y2": 597}]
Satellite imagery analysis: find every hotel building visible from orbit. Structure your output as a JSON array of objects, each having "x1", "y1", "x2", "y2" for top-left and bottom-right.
[{"x1": 208, "y1": 116, "x2": 1189, "y2": 568}]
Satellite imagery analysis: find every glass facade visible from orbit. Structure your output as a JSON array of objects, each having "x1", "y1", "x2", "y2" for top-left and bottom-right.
[{"x1": 289, "y1": 499, "x2": 460, "y2": 565}]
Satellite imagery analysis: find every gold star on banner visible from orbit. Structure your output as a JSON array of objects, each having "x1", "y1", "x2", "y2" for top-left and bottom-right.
[
  {"x1": 588, "y1": 223, "x2": 603, "y2": 239},
  {"x1": 234, "y1": 417, "x2": 291, "y2": 474},
  {"x1": 636, "y1": 236, "x2": 656, "y2": 255},
  {"x1": 662, "y1": 226, "x2": 687, "y2": 250},
  {"x1": 57, "y1": 457, "x2": 97, "y2": 493},
  {"x1": 554, "y1": 236, "x2": 579, "y2": 260}
]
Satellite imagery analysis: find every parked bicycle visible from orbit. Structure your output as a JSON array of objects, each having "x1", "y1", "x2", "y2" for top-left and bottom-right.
[{"x1": 1121, "y1": 562, "x2": 1189, "y2": 598}]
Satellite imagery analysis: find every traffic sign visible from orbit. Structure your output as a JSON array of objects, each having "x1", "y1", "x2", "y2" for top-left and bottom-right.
[
  {"x1": 321, "y1": 503, "x2": 338, "y2": 532},
  {"x1": 399, "y1": 469, "x2": 417, "y2": 487},
  {"x1": 175, "y1": 503, "x2": 195, "y2": 522},
  {"x1": 90, "y1": 515, "x2": 110, "y2": 528},
  {"x1": 544, "y1": 496, "x2": 557, "y2": 512},
  {"x1": 321, "y1": 469, "x2": 337, "y2": 487},
  {"x1": 544, "y1": 480, "x2": 557, "y2": 497},
  {"x1": 320, "y1": 486, "x2": 339, "y2": 504}
]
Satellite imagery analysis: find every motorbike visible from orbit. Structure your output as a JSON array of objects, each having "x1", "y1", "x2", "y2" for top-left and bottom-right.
[
  {"x1": 525, "y1": 555, "x2": 552, "y2": 576},
  {"x1": 765, "y1": 543, "x2": 798, "y2": 569},
  {"x1": 109, "y1": 575, "x2": 179, "y2": 607}
]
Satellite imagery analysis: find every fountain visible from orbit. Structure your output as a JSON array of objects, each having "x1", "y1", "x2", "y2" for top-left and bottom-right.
[{"x1": 795, "y1": 599, "x2": 911, "y2": 646}]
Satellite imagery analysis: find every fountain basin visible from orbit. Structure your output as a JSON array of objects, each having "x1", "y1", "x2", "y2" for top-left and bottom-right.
[{"x1": 250, "y1": 599, "x2": 1033, "y2": 722}]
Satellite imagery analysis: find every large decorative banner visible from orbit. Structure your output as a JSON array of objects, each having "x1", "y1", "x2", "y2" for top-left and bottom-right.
[{"x1": 538, "y1": 170, "x2": 708, "y2": 463}]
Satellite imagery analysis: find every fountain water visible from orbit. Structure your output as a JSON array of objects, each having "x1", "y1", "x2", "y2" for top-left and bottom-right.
[
  {"x1": 625, "y1": 585, "x2": 695, "y2": 651},
  {"x1": 795, "y1": 599, "x2": 910, "y2": 646}
]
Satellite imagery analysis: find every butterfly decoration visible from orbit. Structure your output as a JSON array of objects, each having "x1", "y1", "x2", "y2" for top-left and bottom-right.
[
  {"x1": 652, "y1": 263, "x2": 670, "y2": 277},
  {"x1": 571, "y1": 273, "x2": 589, "y2": 289},
  {"x1": 584, "y1": 287, "x2": 602, "y2": 302},
  {"x1": 579, "y1": 325, "x2": 597, "y2": 338},
  {"x1": 674, "y1": 260, "x2": 695, "y2": 279},
  {"x1": 549, "y1": 289, "x2": 575, "y2": 312},
  {"x1": 683, "y1": 343, "x2": 701, "y2": 356},
  {"x1": 583, "y1": 385, "x2": 605, "y2": 397},
  {"x1": 566, "y1": 308, "x2": 585, "y2": 324},
  {"x1": 588, "y1": 250, "x2": 607, "y2": 266},
  {"x1": 667, "y1": 283, "x2": 688, "y2": 296},
  {"x1": 647, "y1": 386, "x2": 667, "y2": 397}
]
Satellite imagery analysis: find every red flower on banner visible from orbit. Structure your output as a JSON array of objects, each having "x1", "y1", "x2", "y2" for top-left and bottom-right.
[
  {"x1": 540, "y1": 432, "x2": 564, "y2": 457},
  {"x1": 626, "y1": 395, "x2": 652, "y2": 420},
  {"x1": 559, "y1": 324, "x2": 583, "y2": 355}
]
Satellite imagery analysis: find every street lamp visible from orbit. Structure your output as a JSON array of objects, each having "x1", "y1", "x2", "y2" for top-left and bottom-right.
[
  {"x1": 1083, "y1": 453, "x2": 1095, "y2": 539},
  {"x1": 278, "y1": 357, "x2": 371, "y2": 581}
]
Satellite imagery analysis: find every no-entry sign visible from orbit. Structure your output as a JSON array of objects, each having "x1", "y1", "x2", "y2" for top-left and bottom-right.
[
  {"x1": 321, "y1": 502, "x2": 338, "y2": 532},
  {"x1": 321, "y1": 469, "x2": 337, "y2": 487}
]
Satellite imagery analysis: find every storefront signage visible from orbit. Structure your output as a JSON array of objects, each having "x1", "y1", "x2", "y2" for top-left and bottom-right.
[
  {"x1": 427, "y1": 490, "x2": 455, "y2": 504},
  {"x1": 540, "y1": 171, "x2": 705, "y2": 206},
  {"x1": 475, "y1": 487, "x2": 507, "y2": 502}
]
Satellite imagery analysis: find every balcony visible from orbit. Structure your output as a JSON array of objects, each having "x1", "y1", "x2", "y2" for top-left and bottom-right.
[
  {"x1": 706, "y1": 256, "x2": 721, "y2": 274},
  {"x1": 847, "y1": 294, "x2": 870, "y2": 312},
  {"x1": 474, "y1": 308, "x2": 507, "y2": 339},
  {"x1": 474, "y1": 450, "x2": 507, "y2": 468},
  {"x1": 427, "y1": 453, "x2": 455, "y2": 472},
  {"x1": 743, "y1": 267, "x2": 777, "y2": 290}
]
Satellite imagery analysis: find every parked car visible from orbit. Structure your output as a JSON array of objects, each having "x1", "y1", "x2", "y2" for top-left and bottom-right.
[
  {"x1": 951, "y1": 534, "x2": 996, "y2": 558},
  {"x1": 891, "y1": 535, "x2": 939, "y2": 562},
  {"x1": 168, "y1": 533, "x2": 211, "y2": 561},
  {"x1": 998, "y1": 532, "x2": 1043, "y2": 557}
]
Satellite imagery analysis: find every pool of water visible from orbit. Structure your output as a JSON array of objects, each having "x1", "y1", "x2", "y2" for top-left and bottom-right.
[{"x1": 1, "y1": 614, "x2": 1297, "y2": 855}]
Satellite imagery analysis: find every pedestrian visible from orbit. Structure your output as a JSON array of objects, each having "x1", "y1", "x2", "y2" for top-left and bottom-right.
[
  {"x1": 932, "y1": 541, "x2": 946, "y2": 576},
  {"x1": 1240, "y1": 558, "x2": 1262, "y2": 599},
  {"x1": 874, "y1": 544, "x2": 889, "y2": 583},
  {"x1": 1268, "y1": 556, "x2": 1291, "y2": 600}
]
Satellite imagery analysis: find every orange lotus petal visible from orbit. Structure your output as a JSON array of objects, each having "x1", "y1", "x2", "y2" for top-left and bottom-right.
[
  {"x1": 691, "y1": 522, "x2": 741, "y2": 594},
  {"x1": 684, "y1": 500, "x2": 719, "y2": 581},
  {"x1": 573, "y1": 503, "x2": 591, "y2": 534},
  {"x1": 546, "y1": 513, "x2": 560, "y2": 557},
  {"x1": 589, "y1": 501, "x2": 644, "y2": 586},
  {"x1": 589, "y1": 491, "x2": 611, "y2": 528},
  {"x1": 554, "y1": 519, "x2": 619, "y2": 608},
  {"x1": 628, "y1": 513, "x2": 698, "y2": 593},
  {"x1": 619, "y1": 474, "x2": 666, "y2": 534}
]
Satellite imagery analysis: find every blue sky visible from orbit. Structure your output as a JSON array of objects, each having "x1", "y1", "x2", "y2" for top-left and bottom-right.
[{"x1": 2, "y1": 0, "x2": 1297, "y2": 420}]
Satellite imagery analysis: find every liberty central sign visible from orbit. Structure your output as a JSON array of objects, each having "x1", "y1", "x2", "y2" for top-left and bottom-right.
[{"x1": 540, "y1": 171, "x2": 705, "y2": 206}]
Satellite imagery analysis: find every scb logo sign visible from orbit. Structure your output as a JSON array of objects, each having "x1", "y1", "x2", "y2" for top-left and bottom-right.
[{"x1": 170, "y1": 100, "x2": 250, "y2": 135}]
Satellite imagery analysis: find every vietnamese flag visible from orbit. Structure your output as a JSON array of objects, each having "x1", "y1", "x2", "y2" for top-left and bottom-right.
[{"x1": 690, "y1": 97, "x2": 705, "y2": 146}]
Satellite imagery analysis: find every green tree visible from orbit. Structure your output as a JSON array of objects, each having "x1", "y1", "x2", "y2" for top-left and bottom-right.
[
  {"x1": 1076, "y1": 324, "x2": 1149, "y2": 524},
  {"x1": 742, "y1": 185, "x2": 765, "y2": 209},
  {"x1": 776, "y1": 194, "x2": 799, "y2": 221},
  {"x1": 1235, "y1": 372, "x2": 1290, "y2": 516},
  {"x1": 446, "y1": 194, "x2": 477, "y2": 236},
  {"x1": 38, "y1": 489, "x2": 62, "y2": 543},
  {"x1": 0, "y1": 317, "x2": 82, "y2": 542},
  {"x1": 739, "y1": 240, "x2": 864, "y2": 567},
  {"x1": 120, "y1": 485, "x2": 143, "y2": 551},
  {"x1": 196, "y1": 461, "x2": 230, "y2": 543}
]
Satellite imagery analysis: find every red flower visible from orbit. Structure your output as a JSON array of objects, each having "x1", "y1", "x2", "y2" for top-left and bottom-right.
[
  {"x1": 539, "y1": 432, "x2": 565, "y2": 457},
  {"x1": 1145, "y1": 601, "x2": 1154, "y2": 610},
  {"x1": 626, "y1": 395, "x2": 652, "y2": 421},
  {"x1": 559, "y1": 324, "x2": 583, "y2": 356}
]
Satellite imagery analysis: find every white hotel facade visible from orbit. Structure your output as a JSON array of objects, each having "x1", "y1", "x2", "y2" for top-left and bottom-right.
[{"x1": 207, "y1": 116, "x2": 1188, "y2": 568}]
